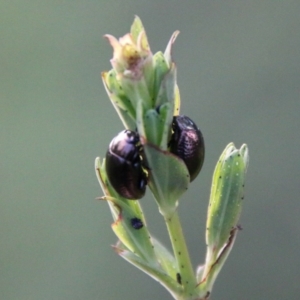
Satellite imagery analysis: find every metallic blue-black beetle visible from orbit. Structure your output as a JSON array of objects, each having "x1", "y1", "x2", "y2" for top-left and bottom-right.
[
  {"x1": 169, "y1": 115, "x2": 205, "y2": 182},
  {"x1": 105, "y1": 130, "x2": 147, "y2": 200},
  {"x1": 130, "y1": 217, "x2": 144, "y2": 230}
]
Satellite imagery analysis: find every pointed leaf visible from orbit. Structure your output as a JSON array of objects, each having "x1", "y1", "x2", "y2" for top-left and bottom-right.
[
  {"x1": 152, "y1": 237, "x2": 178, "y2": 279},
  {"x1": 114, "y1": 242, "x2": 181, "y2": 298},
  {"x1": 142, "y1": 144, "x2": 190, "y2": 217}
]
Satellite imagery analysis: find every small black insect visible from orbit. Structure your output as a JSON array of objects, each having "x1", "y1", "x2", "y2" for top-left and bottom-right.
[
  {"x1": 130, "y1": 217, "x2": 144, "y2": 230},
  {"x1": 176, "y1": 272, "x2": 182, "y2": 285},
  {"x1": 169, "y1": 115, "x2": 205, "y2": 182},
  {"x1": 105, "y1": 130, "x2": 147, "y2": 199}
]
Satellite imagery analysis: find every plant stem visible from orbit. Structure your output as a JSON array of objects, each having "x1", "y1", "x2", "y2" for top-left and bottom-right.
[{"x1": 164, "y1": 210, "x2": 197, "y2": 298}]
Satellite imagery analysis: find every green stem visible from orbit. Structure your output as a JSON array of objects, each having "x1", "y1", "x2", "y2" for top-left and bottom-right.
[{"x1": 164, "y1": 210, "x2": 197, "y2": 298}]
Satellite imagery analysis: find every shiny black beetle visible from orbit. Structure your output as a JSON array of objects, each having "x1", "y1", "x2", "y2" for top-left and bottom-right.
[
  {"x1": 169, "y1": 115, "x2": 205, "y2": 182},
  {"x1": 130, "y1": 217, "x2": 144, "y2": 230},
  {"x1": 105, "y1": 130, "x2": 147, "y2": 199}
]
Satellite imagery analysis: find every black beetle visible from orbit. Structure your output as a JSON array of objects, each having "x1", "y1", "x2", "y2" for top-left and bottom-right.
[
  {"x1": 169, "y1": 115, "x2": 205, "y2": 182},
  {"x1": 176, "y1": 273, "x2": 182, "y2": 285},
  {"x1": 130, "y1": 217, "x2": 144, "y2": 230},
  {"x1": 105, "y1": 130, "x2": 147, "y2": 199}
]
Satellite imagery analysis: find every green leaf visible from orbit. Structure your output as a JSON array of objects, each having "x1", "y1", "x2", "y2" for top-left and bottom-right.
[
  {"x1": 121, "y1": 74, "x2": 152, "y2": 111},
  {"x1": 152, "y1": 51, "x2": 170, "y2": 105},
  {"x1": 142, "y1": 109, "x2": 164, "y2": 146},
  {"x1": 198, "y1": 143, "x2": 249, "y2": 294},
  {"x1": 152, "y1": 237, "x2": 178, "y2": 279},
  {"x1": 164, "y1": 31, "x2": 180, "y2": 67},
  {"x1": 114, "y1": 242, "x2": 181, "y2": 298},
  {"x1": 154, "y1": 62, "x2": 176, "y2": 112},
  {"x1": 101, "y1": 71, "x2": 136, "y2": 129},
  {"x1": 137, "y1": 103, "x2": 172, "y2": 149},
  {"x1": 173, "y1": 84, "x2": 181, "y2": 116},
  {"x1": 198, "y1": 227, "x2": 239, "y2": 296},
  {"x1": 206, "y1": 143, "x2": 249, "y2": 252},
  {"x1": 142, "y1": 144, "x2": 190, "y2": 217},
  {"x1": 130, "y1": 16, "x2": 150, "y2": 51}
]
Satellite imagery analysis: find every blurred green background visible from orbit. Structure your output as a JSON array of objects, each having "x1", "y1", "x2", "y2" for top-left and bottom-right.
[{"x1": 1, "y1": 1, "x2": 300, "y2": 299}]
